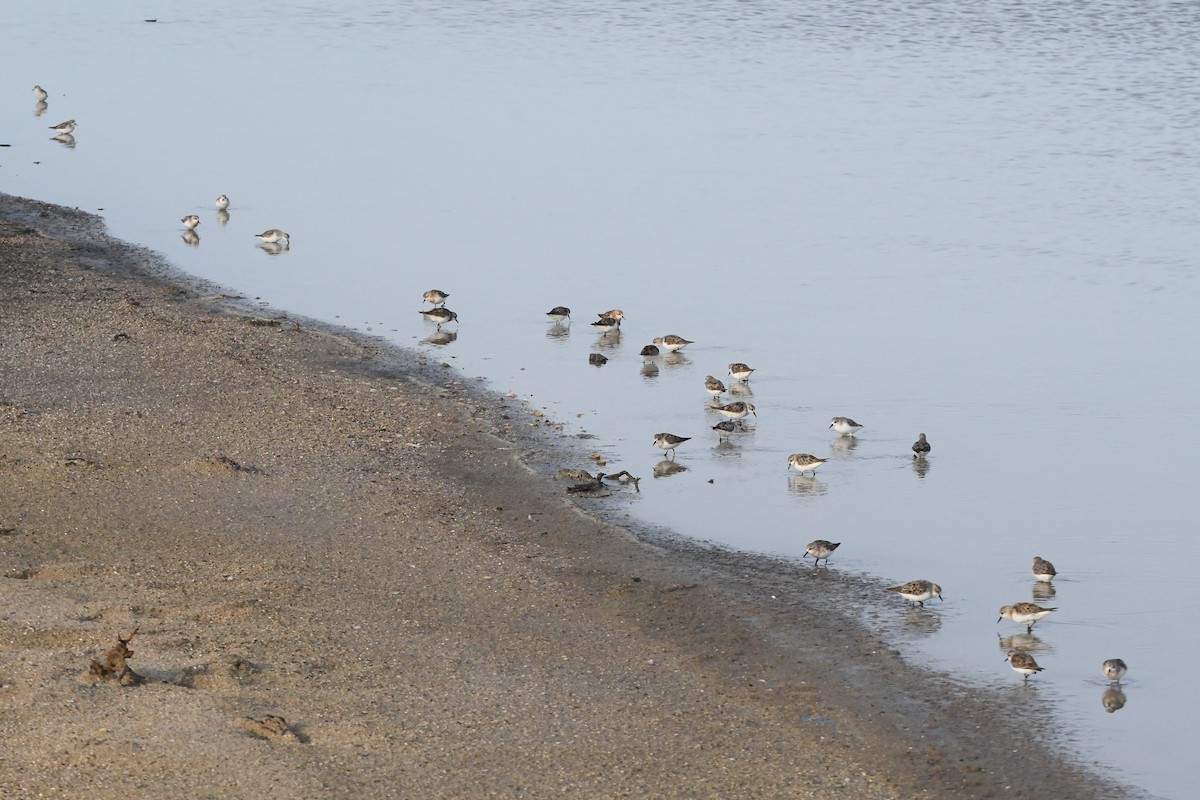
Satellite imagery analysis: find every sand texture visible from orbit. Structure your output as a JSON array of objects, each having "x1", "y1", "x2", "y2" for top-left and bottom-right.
[{"x1": 0, "y1": 196, "x2": 1131, "y2": 798}]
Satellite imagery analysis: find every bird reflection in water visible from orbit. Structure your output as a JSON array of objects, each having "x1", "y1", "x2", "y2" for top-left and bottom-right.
[
  {"x1": 181, "y1": 230, "x2": 200, "y2": 247},
  {"x1": 653, "y1": 459, "x2": 687, "y2": 478},
  {"x1": 34, "y1": 100, "x2": 48, "y2": 117},
  {"x1": 829, "y1": 435, "x2": 859, "y2": 456},
  {"x1": 425, "y1": 330, "x2": 457, "y2": 346},
  {"x1": 640, "y1": 362, "x2": 660, "y2": 381},
  {"x1": 216, "y1": 209, "x2": 230, "y2": 227},
  {"x1": 1031, "y1": 581, "x2": 1057, "y2": 602},
  {"x1": 1102, "y1": 687, "x2": 1127, "y2": 714},
  {"x1": 900, "y1": 605, "x2": 942, "y2": 635},
  {"x1": 52, "y1": 133, "x2": 76, "y2": 149},
  {"x1": 998, "y1": 631, "x2": 1050, "y2": 654},
  {"x1": 258, "y1": 242, "x2": 289, "y2": 256},
  {"x1": 545, "y1": 322, "x2": 570, "y2": 341},
  {"x1": 662, "y1": 352, "x2": 692, "y2": 369},
  {"x1": 787, "y1": 475, "x2": 827, "y2": 496},
  {"x1": 594, "y1": 329, "x2": 621, "y2": 350},
  {"x1": 911, "y1": 456, "x2": 932, "y2": 479}
]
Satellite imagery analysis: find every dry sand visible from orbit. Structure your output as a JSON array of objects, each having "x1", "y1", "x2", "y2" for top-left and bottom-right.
[{"x1": 0, "y1": 195, "x2": 1132, "y2": 798}]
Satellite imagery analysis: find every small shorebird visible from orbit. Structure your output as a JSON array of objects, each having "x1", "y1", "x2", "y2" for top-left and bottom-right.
[
  {"x1": 180, "y1": 215, "x2": 201, "y2": 231},
  {"x1": 712, "y1": 420, "x2": 736, "y2": 440},
  {"x1": 888, "y1": 579, "x2": 942, "y2": 607},
  {"x1": 715, "y1": 401, "x2": 756, "y2": 424},
  {"x1": 591, "y1": 315, "x2": 622, "y2": 334},
  {"x1": 787, "y1": 453, "x2": 828, "y2": 475},
  {"x1": 420, "y1": 307, "x2": 458, "y2": 329},
  {"x1": 639, "y1": 344, "x2": 660, "y2": 357},
  {"x1": 653, "y1": 335, "x2": 693, "y2": 352},
  {"x1": 255, "y1": 229, "x2": 290, "y2": 244},
  {"x1": 912, "y1": 433, "x2": 931, "y2": 457},
  {"x1": 1102, "y1": 658, "x2": 1127, "y2": 683},
  {"x1": 1006, "y1": 650, "x2": 1044, "y2": 682},
  {"x1": 803, "y1": 539, "x2": 840, "y2": 567},
  {"x1": 998, "y1": 602, "x2": 1057, "y2": 633},
  {"x1": 33, "y1": 85, "x2": 49, "y2": 102},
  {"x1": 48, "y1": 119, "x2": 76, "y2": 135},
  {"x1": 215, "y1": 194, "x2": 230, "y2": 210},
  {"x1": 545, "y1": 306, "x2": 571, "y2": 322},
  {"x1": 728, "y1": 363, "x2": 755, "y2": 382},
  {"x1": 597, "y1": 308, "x2": 624, "y2": 321},
  {"x1": 653, "y1": 432, "x2": 691, "y2": 459},
  {"x1": 423, "y1": 289, "x2": 450, "y2": 307},
  {"x1": 829, "y1": 417, "x2": 863, "y2": 436},
  {"x1": 703, "y1": 375, "x2": 725, "y2": 400},
  {"x1": 1032, "y1": 556, "x2": 1057, "y2": 582}
]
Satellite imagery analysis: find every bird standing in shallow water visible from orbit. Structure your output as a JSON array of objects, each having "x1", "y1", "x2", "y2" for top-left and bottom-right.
[
  {"x1": 704, "y1": 375, "x2": 725, "y2": 400},
  {"x1": 181, "y1": 215, "x2": 200, "y2": 231},
  {"x1": 804, "y1": 540, "x2": 840, "y2": 567},
  {"x1": 256, "y1": 229, "x2": 290, "y2": 244},
  {"x1": 420, "y1": 307, "x2": 458, "y2": 329},
  {"x1": 545, "y1": 306, "x2": 571, "y2": 322},
  {"x1": 728, "y1": 363, "x2": 755, "y2": 382},
  {"x1": 1032, "y1": 556, "x2": 1057, "y2": 582},
  {"x1": 1006, "y1": 650, "x2": 1044, "y2": 682},
  {"x1": 653, "y1": 433, "x2": 690, "y2": 459},
  {"x1": 888, "y1": 579, "x2": 942, "y2": 607},
  {"x1": 215, "y1": 194, "x2": 230, "y2": 210},
  {"x1": 1102, "y1": 658, "x2": 1127, "y2": 683},
  {"x1": 49, "y1": 119, "x2": 76, "y2": 135},
  {"x1": 830, "y1": 417, "x2": 863, "y2": 436},
  {"x1": 423, "y1": 289, "x2": 449, "y2": 307},
  {"x1": 998, "y1": 602, "x2": 1057, "y2": 633},
  {"x1": 912, "y1": 433, "x2": 931, "y2": 457},
  {"x1": 653, "y1": 335, "x2": 693, "y2": 352},
  {"x1": 787, "y1": 453, "x2": 827, "y2": 475}
]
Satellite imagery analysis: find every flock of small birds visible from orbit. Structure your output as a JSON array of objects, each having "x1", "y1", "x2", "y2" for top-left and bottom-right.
[
  {"x1": 33, "y1": 79, "x2": 1125, "y2": 698},
  {"x1": 29, "y1": 86, "x2": 290, "y2": 253},
  {"x1": 521, "y1": 302, "x2": 1130, "y2": 693}
]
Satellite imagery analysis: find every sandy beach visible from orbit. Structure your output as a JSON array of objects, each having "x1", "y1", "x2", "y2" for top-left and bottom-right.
[{"x1": 0, "y1": 195, "x2": 1130, "y2": 798}]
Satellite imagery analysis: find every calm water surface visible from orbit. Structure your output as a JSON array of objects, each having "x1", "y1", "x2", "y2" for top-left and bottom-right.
[{"x1": 4, "y1": 2, "x2": 1199, "y2": 796}]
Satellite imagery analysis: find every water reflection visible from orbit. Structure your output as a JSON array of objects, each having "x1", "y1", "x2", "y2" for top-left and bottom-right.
[
  {"x1": 728, "y1": 382, "x2": 753, "y2": 398},
  {"x1": 711, "y1": 439, "x2": 739, "y2": 458},
  {"x1": 653, "y1": 459, "x2": 687, "y2": 478},
  {"x1": 594, "y1": 329, "x2": 622, "y2": 350},
  {"x1": 181, "y1": 230, "x2": 200, "y2": 247},
  {"x1": 898, "y1": 605, "x2": 942, "y2": 636},
  {"x1": 51, "y1": 133, "x2": 75, "y2": 149},
  {"x1": 545, "y1": 322, "x2": 570, "y2": 341},
  {"x1": 258, "y1": 242, "x2": 289, "y2": 256},
  {"x1": 216, "y1": 208, "x2": 230, "y2": 227},
  {"x1": 910, "y1": 457, "x2": 932, "y2": 479},
  {"x1": 424, "y1": 330, "x2": 457, "y2": 346},
  {"x1": 828, "y1": 435, "x2": 858, "y2": 457},
  {"x1": 787, "y1": 475, "x2": 828, "y2": 496},
  {"x1": 998, "y1": 631, "x2": 1051, "y2": 654},
  {"x1": 1031, "y1": 581, "x2": 1057, "y2": 602},
  {"x1": 33, "y1": 100, "x2": 47, "y2": 117},
  {"x1": 1102, "y1": 687, "x2": 1128, "y2": 714},
  {"x1": 662, "y1": 352, "x2": 692, "y2": 368},
  {"x1": 639, "y1": 361, "x2": 659, "y2": 381}
]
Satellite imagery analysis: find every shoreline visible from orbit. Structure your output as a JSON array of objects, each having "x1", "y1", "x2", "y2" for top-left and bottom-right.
[{"x1": 0, "y1": 193, "x2": 1135, "y2": 798}]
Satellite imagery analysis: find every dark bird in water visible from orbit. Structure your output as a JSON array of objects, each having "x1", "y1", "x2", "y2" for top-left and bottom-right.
[
  {"x1": 912, "y1": 432, "x2": 931, "y2": 457},
  {"x1": 712, "y1": 420, "x2": 736, "y2": 440},
  {"x1": 545, "y1": 306, "x2": 571, "y2": 322}
]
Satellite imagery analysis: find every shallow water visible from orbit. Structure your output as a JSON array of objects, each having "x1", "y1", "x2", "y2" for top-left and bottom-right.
[{"x1": 4, "y1": 2, "x2": 1199, "y2": 796}]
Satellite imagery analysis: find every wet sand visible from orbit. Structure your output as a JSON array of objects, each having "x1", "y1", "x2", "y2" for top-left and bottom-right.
[{"x1": 0, "y1": 194, "x2": 1133, "y2": 798}]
